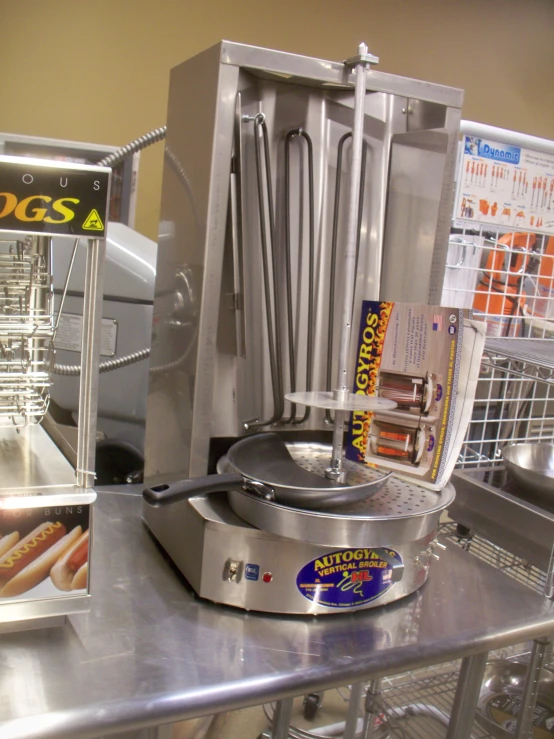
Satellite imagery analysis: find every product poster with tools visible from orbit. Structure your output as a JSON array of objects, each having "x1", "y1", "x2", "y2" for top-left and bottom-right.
[
  {"x1": 0, "y1": 502, "x2": 90, "y2": 601},
  {"x1": 345, "y1": 302, "x2": 463, "y2": 487},
  {"x1": 455, "y1": 135, "x2": 554, "y2": 234}
]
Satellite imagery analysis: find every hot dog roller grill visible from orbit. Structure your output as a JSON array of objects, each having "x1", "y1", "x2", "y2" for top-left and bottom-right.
[
  {"x1": 142, "y1": 41, "x2": 463, "y2": 615},
  {"x1": 0, "y1": 156, "x2": 110, "y2": 629}
]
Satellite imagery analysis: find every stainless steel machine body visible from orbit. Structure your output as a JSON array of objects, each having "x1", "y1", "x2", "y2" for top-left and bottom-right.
[
  {"x1": 144, "y1": 41, "x2": 463, "y2": 484},
  {"x1": 143, "y1": 41, "x2": 463, "y2": 615},
  {"x1": 144, "y1": 478, "x2": 454, "y2": 615}
]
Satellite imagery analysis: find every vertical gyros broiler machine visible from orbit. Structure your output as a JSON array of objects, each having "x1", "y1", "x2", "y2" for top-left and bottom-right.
[
  {"x1": 0, "y1": 155, "x2": 109, "y2": 630},
  {"x1": 142, "y1": 41, "x2": 468, "y2": 615}
]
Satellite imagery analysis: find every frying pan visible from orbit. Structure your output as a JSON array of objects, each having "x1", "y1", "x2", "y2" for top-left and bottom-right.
[{"x1": 143, "y1": 432, "x2": 391, "y2": 510}]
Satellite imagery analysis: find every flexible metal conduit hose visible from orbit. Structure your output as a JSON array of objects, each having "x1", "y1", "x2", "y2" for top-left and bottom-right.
[
  {"x1": 53, "y1": 349, "x2": 151, "y2": 376},
  {"x1": 53, "y1": 127, "x2": 167, "y2": 375},
  {"x1": 97, "y1": 126, "x2": 167, "y2": 168}
]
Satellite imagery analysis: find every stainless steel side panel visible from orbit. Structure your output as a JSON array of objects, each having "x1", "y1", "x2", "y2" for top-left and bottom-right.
[{"x1": 144, "y1": 45, "x2": 239, "y2": 482}]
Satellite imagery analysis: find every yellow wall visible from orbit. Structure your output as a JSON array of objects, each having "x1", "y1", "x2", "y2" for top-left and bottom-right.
[{"x1": 2, "y1": 0, "x2": 554, "y2": 241}]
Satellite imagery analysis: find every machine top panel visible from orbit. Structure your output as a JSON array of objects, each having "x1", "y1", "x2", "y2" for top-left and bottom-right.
[{"x1": 193, "y1": 40, "x2": 466, "y2": 108}]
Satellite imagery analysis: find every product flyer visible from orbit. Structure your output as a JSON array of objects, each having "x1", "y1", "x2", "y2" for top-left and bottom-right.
[
  {"x1": 345, "y1": 302, "x2": 485, "y2": 490},
  {"x1": 455, "y1": 134, "x2": 554, "y2": 235}
]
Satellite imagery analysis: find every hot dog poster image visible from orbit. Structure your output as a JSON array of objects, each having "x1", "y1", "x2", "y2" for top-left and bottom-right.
[{"x1": 0, "y1": 503, "x2": 90, "y2": 601}]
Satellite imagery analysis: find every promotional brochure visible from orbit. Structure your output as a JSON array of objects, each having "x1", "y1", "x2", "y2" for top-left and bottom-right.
[
  {"x1": 455, "y1": 134, "x2": 554, "y2": 235},
  {"x1": 346, "y1": 302, "x2": 485, "y2": 490}
]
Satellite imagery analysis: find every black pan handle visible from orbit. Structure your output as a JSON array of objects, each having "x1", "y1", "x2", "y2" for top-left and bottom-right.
[{"x1": 143, "y1": 473, "x2": 243, "y2": 507}]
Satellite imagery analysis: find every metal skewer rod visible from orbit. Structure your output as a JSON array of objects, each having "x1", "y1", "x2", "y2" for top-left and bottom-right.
[{"x1": 327, "y1": 42, "x2": 372, "y2": 482}]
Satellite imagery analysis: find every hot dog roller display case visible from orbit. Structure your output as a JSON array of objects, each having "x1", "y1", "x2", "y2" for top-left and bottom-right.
[
  {"x1": 0, "y1": 155, "x2": 110, "y2": 630},
  {"x1": 142, "y1": 41, "x2": 464, "y2": 615}
]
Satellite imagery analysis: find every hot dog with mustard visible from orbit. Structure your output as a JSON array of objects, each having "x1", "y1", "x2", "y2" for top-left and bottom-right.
[{"x1": 0, "y1": 523, "x2": 83, "y2": 597}]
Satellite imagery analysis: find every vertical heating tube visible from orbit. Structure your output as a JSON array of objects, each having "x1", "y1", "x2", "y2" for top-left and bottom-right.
[
  {"x1": 245, "y1": 114, "x2": 285, "y2": 429},
  {"x1": 76, "y1": 238, "x2": 106, "y2": 489},
  {"x1": 325, "y1": 133, "x2": 367, "y2": 425},
  {"x1": 328, "y1": 44, "x2": 369, "y2": 481},
  {"x1": 283, "y1": 128, "x2": 315, "y2": 425}
]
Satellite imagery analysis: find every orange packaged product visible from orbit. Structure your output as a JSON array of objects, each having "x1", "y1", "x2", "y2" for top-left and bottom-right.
[{"x1": 473, "y1": 232, "x2": 536, "y2": 337}]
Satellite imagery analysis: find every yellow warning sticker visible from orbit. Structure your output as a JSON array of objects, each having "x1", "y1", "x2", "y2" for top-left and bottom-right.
[{"x1": 82, "y1": 209, "x2": 104, "y2": 231}]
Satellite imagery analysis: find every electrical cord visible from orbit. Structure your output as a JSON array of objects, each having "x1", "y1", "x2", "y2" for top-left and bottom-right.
[
  {"x1": 54, "y1": 126, "x2": 168, "y2": 375},
  {"x1": 97, "y1": 126, "x2": 167, "y2": 168},
  {"x1": 54, "y1": 126, "x2": 202, "y2": 377}
]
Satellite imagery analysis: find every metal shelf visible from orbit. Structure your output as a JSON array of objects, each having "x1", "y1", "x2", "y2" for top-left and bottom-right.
[
  {"x1": 483, "y1": 338, "x2": 554, "y2": 385},
  {"x1": 440, "y1": 521, "x2": 547, "y2": 595}
]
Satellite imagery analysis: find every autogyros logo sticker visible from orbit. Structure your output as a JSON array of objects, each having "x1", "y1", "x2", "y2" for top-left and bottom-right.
[{"x1": 296, "y1": 547, "x2": 402, "y2": 608}]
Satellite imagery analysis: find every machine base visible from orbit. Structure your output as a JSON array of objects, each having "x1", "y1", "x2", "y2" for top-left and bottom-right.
[{"x1": 143, "y1": 493, "x2": 440, "y2": 615}]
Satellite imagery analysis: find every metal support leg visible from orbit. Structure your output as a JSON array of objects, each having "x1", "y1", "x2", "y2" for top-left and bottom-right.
[
  {"x1": 362, "y1": 679, "x2": 382, "y2": 739},
  {"x1": 446, "y1": 652, "x2": 488, "y2": 739},
  {"x1": 344, "y1": 682, "x2": 364, "y2": 739},
  {"x1": 515, "y1": 637, "x2": 551, "y2": 739},
  {"x1": 544, "y1": 541, "x2": 554, "y2": 599},
  {"x1": 76, "y1": 237, "x2": 106, "y2": 489},
  {"x1": 271, "y1": 698, "x2": 294, "y2": 739}
]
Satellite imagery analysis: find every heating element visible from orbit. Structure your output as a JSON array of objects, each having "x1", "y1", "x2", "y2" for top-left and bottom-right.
[{"x1": 0, "y1": 236, "x2": 54, "y2": 427}]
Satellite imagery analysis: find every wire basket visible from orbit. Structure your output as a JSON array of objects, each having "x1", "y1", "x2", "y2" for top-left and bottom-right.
[{"x1": 0, "y1": 237, "x2": 54, "y2": 428}]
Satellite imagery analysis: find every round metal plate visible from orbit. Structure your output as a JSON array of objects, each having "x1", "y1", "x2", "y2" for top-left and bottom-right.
[{"x1": 285, "y1": 391, "x2": 397, "y2": 412}]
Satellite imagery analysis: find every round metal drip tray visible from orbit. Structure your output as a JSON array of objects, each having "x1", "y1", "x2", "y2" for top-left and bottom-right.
[{"x1": 218, "y1": 441, "x2": 455, "y2": 548}]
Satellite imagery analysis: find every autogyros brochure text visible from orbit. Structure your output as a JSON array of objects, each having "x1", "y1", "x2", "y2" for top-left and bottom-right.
[{"x1": 345, "y1": 302, "x2": 485, "y2": 490}]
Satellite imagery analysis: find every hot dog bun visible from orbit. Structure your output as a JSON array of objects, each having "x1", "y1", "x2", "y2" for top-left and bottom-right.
[
  {"x1": 71, "y1": 563, "x2": 88, "y2": 591},
  {"x1": 0, "y1": 532, "x2": 20, "y2": 558},
  {"x1": 50, "y1": 530, "x2": 89, "y2": 591},
  {"x1": 0, "y1": 526, "x2": 82, "y2": 598}
]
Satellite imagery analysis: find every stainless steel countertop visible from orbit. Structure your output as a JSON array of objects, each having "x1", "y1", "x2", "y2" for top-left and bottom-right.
[{"x1": 1, "y1": 490, "x2": 553, "y2": 739}]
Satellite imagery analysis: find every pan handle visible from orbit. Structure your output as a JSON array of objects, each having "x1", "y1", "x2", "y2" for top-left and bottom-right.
[{"x1": 143, "y1": 473, "x2": 243, "y2": 507}]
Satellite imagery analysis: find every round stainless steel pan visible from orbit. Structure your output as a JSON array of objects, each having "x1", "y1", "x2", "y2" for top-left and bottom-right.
[
  {"x1": 143, "y1": 432, "x2": 391, "y2": 511},
  {"x1": 502, "y1": 442, "x2": 554, "y2": 502},
  {"x1": 218, "y1": 449, "x2": 455, "y2": 547}
]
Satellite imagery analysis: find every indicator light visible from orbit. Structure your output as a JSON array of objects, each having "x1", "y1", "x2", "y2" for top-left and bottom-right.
[{"x1": 262, "y1": 572, "x2": 273, "y2": 583}]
